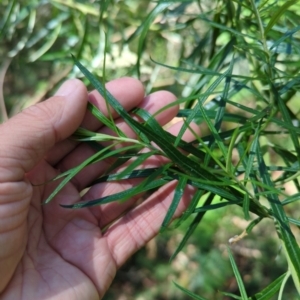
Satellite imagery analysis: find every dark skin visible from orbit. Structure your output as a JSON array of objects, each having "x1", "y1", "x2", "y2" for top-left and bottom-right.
[{"x1": 0, "y1": 78, "x2": 198, "y2": 299}]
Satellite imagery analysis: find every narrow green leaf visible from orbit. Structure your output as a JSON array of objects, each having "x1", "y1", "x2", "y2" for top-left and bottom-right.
[
  {"x1": 282, "y1": 193, "x2": 300, "y2": 206},
  {"x1": 45, "y1": 143, "x2": 117, "y2": 203},
  {"x1": 134, "y1": 107, "x2": 208, "y2": 163},
  {"x1": 87, "y1": 103, "x2": 126, "y2": 137},
  {"x1": 0, "y1": 0, "x2": 16, "y2": 36},
  {"x1": 227, "y1": 127, "x2": 240, "y2": 174},
  {"x1": 174, "y1": 189, "x2": 203, "y2": 227},
  {"x1": 126, "y1": 2, "x2": 170, "y2": 76},
  {"x1": 243, "y1": 122, "x2": 260, "y2": 184},
  {"x1": 73, "y1": 127, "x2": 147, "y2": 147},
  {"x1": 26, "y1": 13, "x2": 69, "y2": 48},
  {"x1": 126, "y1": 2, "x2": 169, "y2": 43},
  {"x1": 256, "y1": 141, "x2": 300, "y2": 285},
  {"x1": 116, "y1": 151, "x2": 158, "y2": 180},
  {"x1": 219, "y1": 291, "x2": 241, "y2": 299},
  {"x1": 278, "y1": 271, "x2": 291, "y2": 300},
  {"x1": 62, "y1": 165, "x2": 172, "y2": 208},
  {"x1": 28, "y1": 22, "x2": 62, "y2": 62},
  {"x1": 103, "y1": 152, "x2": 139, "y2": 178},
  {"x1": 236, "y1": 136, "x2": 260, "y2": 200},
  {"x1": 8, "y1": 9, "x2": 36, "y2": 57},
  {"x1": 214, "y1": 57, "x2": 234, "y2": 132},
  {"x1": 242, "y1": 119, "x2": 262, "y2": 219},
  {"x1": 264, "y1": 0, "x2": 298, "y2": 36},
  {"x1": 174, "y1": 281, "x2": 209, "y2": 300},
  {"x1": 227, "y1": 246, "x2": 248, "y2": 299},
  {"x1": 288, "y1": 217, "x2": 300, "y2": 227},
  {"x1": 178, "y1": 109, "x2": 248, "y2": 124},
  {"x1": 270, "y1": 25, "x2": 300, "y2": 51},
  {"x1": 197, "y1": 104, "x2": 228, "y2": 159},
  {"x1": 61, "y1": 178, "x2": 168, "y2": 208},
  {"x1": 176, "y1": 64, "x2": 233, "y2": 148},
  {"x1": 47, "y1": 144, "x2": 141, "y2": 183},
  {"x1": 249, "y1": 273, "x2": 287, "y2": 300},
  {"x1": 52, "y1": 0, "x2": 99, "y2": 16},
  {"x1": 161, "y1": 176, "x2": 188, "y2": 231},
  {"x1": 151, "y1": 56, "x2": 256, "y2": 80},
  {"x1": 193, "y1": 200, "x2": 240, "y2": 213},
  {"x1": 246, "y1": 217, "x2": 263, "y2": 234},
  {"x1": 170, "y1": 193, "x2": 214, "y2": 261},
  {"x1": 92, "y1": 168, "x2": 161, "y2": 184},
  {"x1": 75, "y1": 15, "x2": 89, "y2": 60},
  {"x1": 273, "y1": 86, "x2": 300, "y2": 163},
  {"x1": 198, "y1": 16, "x2": 254, "y2": 40},
  {"x1": 227, "y1": 99, "x2": 300, "y2": 134}
]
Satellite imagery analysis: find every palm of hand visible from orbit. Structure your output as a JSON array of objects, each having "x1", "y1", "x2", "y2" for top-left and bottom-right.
[{"x1": 0, "y1": 78, "x2": 196, "y2": 299}]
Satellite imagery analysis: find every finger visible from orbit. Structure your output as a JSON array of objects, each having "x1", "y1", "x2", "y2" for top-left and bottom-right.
[
  {"x1": 104, "y1": 180, "x2": 197, "y2": 268},
  {"x1": 0, "y1": 79, "x2": 88, "y2": 182},
  {"x1": 84, "y1": 121, "x2": 200, "y2": 228},
  {"x1": 46, "y1": 77, "x2": 145, "y2": 166},
  {"x1": 57, "y1": 91, "x2": 178, "y2": 191}
]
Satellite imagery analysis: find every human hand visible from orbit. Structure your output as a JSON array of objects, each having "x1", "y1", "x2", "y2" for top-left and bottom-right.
[{"x1": 0, "y1": 78, "x2": 197, "y2": 299}]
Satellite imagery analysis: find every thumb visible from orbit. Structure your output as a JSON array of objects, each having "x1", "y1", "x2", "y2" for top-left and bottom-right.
[{"x1": 0, "y1": 79, "x2": 88, "y2": 182}]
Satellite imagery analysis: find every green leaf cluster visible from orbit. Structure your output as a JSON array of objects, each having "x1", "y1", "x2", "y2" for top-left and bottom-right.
[{"x1": 2, "y1": 0, "x2": 300, "y2": 298}]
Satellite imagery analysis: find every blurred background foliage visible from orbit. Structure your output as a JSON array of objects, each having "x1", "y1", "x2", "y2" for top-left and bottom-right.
[{"x1": 1, "y1": 0, "x2": 300, "y2": 299}]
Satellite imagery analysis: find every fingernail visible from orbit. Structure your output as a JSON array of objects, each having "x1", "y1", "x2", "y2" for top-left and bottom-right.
[{"x1": 55, "y1": 79, "x2": 79, "y2": 96}]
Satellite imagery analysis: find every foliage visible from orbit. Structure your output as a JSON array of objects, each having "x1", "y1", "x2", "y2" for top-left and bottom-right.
[{"x1": 2, "y1": 0, "x2": 300, "y2": 299}]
